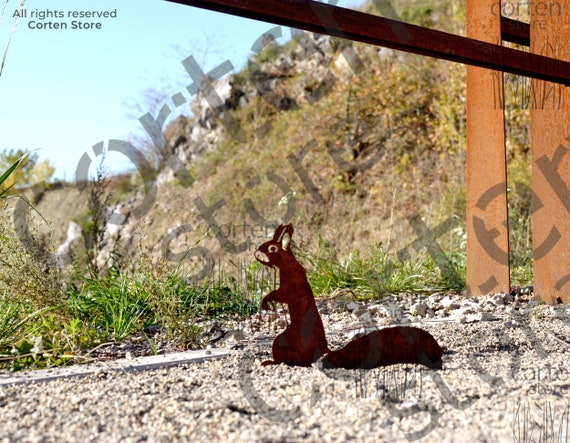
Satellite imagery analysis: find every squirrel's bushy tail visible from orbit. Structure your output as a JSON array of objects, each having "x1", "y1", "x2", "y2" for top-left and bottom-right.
[{"x1": 319, "y1": 326, "x2": 443, "y2": 370}]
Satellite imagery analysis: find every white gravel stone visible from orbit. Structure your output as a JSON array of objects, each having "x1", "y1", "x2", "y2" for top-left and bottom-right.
[
  {"x1": 377, "y1": 304, "x2": 402, "y2": 319},
  {"x1": 410, "y1": 302, "x2": 428, "y2": 317},
  {"x1": 352, "y1": 308, "x2": 374, "y2": 325},
  {"x1": 345, "y1": 301, "x2": 362, "y2": 313}
]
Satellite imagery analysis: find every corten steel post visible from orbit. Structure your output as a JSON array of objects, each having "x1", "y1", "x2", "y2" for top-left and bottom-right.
[
  {"x1": 531, "y1": 5, "x2": 570, "y2": 304},
  {"x1": 466, "y1": 0, "x2": 510, "y2": 296}
]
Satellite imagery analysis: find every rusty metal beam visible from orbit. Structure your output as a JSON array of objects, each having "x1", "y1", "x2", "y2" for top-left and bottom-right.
[
  {"x1": 165, "y1": 0, "x2": 570, "y2": 85},
  {"x1": 531, "y1": 9, "x2": 570, "y2": 304},
  {"x1": 466, "y1": 0, "x2": 509, "y2": 296},
  {"x1": 501, "y1": 17, "x2": 530, "y2": 47}
]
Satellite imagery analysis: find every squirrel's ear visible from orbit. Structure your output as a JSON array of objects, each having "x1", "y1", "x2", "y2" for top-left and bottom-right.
[
  {"x1": 273, "y1": 224, "x2": 285, "y2": 241},
  {"x1": 281, "y1": 231, "x2": 291, "y2": 250},
  {"x1": 279, "y1": 224, "x2": 293, "y2": 250}
]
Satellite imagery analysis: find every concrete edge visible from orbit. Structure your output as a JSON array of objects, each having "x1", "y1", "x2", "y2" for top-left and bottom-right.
[{"x1": 0, "y1": 348, "x2": 230, "y2": 386}]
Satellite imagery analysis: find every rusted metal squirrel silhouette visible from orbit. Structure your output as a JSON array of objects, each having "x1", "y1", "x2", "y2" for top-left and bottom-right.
[{"x1": 254, "y1": 224, "x2": 443, "y2": 370}]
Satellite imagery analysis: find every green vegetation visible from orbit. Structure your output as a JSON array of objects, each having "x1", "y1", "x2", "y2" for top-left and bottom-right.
[
  {"x1": 0, "y1": 212, "x2": 261, "y2": 370},
  {"x1": 0, "y1": 150, "x2": 29, "y2": 198},
  {"x1": 0, "y1": 160, "x2": 261, "y2": 370},
  {"x1": 299, "y1": 241, "x2": 465, "y2": 298}
]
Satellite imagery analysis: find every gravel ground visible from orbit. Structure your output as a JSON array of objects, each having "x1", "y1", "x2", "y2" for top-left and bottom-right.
[{"x1": 1, "y1": 291, "x2": 570, "y2": 442}]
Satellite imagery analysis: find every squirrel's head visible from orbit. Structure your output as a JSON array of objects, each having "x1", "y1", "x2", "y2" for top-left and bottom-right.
[{"x1": 254, "y1": 224, "x2": 294, "y2": 268}]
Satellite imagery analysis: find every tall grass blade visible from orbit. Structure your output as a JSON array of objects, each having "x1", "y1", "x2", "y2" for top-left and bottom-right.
[{"x1": 0, "y1": 152, "x2": 28, "y2": 198}]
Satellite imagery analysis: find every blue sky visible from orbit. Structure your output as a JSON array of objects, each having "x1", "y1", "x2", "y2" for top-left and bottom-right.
[{"x1": 0, "y1": 0, "x2": 364, "y2": 181}]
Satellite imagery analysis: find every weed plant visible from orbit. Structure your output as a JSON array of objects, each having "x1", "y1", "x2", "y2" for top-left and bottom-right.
[
  {"x1": 512, "y1": 400, "x2": 570, "y2": 443},
  {"x1": 298, "y1": 238, "x2": 465, "y2": 298},
  {"x1": 0, "y1": 157, "x2": 264, "y2": 371}
]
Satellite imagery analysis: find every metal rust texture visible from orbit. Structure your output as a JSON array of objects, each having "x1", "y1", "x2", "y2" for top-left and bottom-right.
[
  {"x1": 501, "y1": 16, "x2": 530, "y2": 46},
  {"x1": 165, "y1": 0, "x2": 570, "y2": 85},
  {"x1": 254, "y1": 224, "x2": 443, "y2": 370},
  {"x1": 531, "y1": 8, "x2": 570, "y2": 304},
  {"x1": 466, "y1": 0, "x2": 509, "y2": 296}
]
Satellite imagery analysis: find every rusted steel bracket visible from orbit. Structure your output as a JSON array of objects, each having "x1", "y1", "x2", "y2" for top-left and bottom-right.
[{"x1": 165, "y1": 0, "x2": 570, "y2": 85}]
